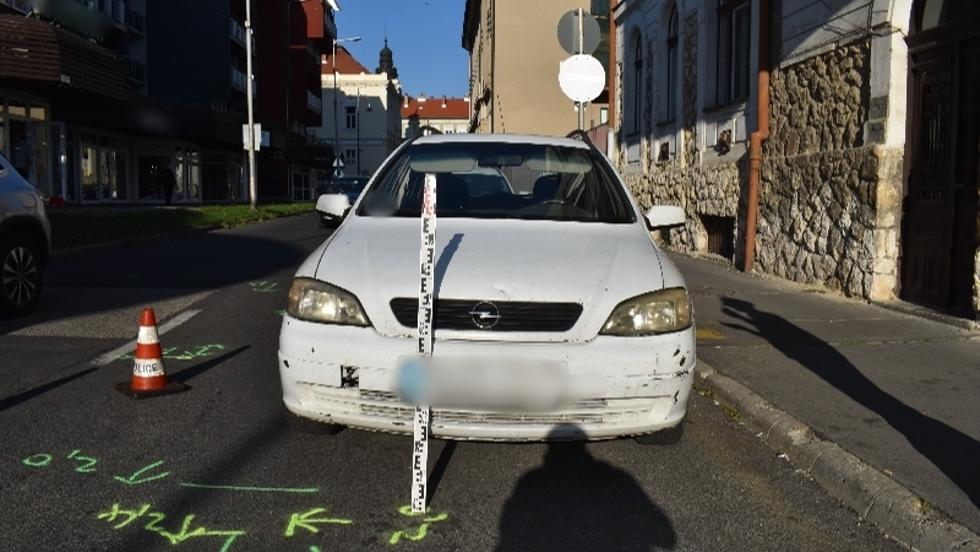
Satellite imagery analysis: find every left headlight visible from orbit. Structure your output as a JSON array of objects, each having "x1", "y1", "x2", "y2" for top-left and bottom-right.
[
  {"x1": 600, "y1": 287, "x2": 692, "y2": 336},
  {"x1": 286, "y1": 278, "x2": 371, "y2": 326}
]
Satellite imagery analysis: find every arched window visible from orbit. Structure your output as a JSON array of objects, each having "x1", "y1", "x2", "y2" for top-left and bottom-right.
[
  {"x1": 666, "y1": 3, "x2": 679, "y2": 122},
  {"x1": 632, "y1": 31, "x2": 643, "y2": 134}
]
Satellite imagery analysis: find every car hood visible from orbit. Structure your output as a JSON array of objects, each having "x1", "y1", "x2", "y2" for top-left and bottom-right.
[{"x1": 307, "y1": 217, "x2": 667, "y2": 341}]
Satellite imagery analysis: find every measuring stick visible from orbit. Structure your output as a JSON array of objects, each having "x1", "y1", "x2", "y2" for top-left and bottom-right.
[{"x1": 411, "y1": 173, "x2": 437, "y2": 514}]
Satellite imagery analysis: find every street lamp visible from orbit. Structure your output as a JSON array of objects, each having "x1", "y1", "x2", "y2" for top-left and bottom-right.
[{"x1": 332, "y1": 35, "x2": 361, "y2": 177}]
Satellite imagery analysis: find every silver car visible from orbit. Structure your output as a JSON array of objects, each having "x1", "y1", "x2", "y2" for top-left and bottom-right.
[{"x1": 0, "y1": 152, "x2": 50, "y2": 316}]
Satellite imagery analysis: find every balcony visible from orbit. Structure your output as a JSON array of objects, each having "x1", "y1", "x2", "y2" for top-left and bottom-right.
[
  {"x1": 0, "y1": 0, "x2": 32, "y2": 15},
  {"x1": 231, "y1": 67, "x2": 256, "y2": 95},
  {"x1": 230, "y1": 18, "x2": 245, "y2": 46},
  {"x1": 127, "y1": 58, "x2": 145, "y2": 83},
  {"x1": 306, "y1": 90, "x2": 322, "y2": 114},
  {"x1": 230, "y1": 67, "x2": 246, "y2": 91},
  {"x1": 110, "y1": 0, "x2": 126, "y2": 26},
  {"x1": 126, "y1": 8, "x2": 144, "y2": 33}
]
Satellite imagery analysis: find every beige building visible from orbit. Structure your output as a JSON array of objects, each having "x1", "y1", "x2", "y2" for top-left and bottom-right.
[
  {"x1": 317, "y1": 44, "x2": 403, "y2": 177},
  {"x1": 462, "y1": 0, "x2": 610, "y2": 137}
]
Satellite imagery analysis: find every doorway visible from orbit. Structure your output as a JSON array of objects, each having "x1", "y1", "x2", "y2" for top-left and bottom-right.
[{"x1": 901, "y1": 0, "x2": 980, "y2": 315}]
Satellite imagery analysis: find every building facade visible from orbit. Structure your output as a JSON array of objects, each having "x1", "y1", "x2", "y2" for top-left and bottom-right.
[
  {"x1": 0, "y1": 0, "x2": 253, "y2": 204},
  {"x1": 612, "y1": 0, "x2": 979, "y2": 318},
  {"x1": 255, "y1": 0, "x2": 339, "y2": 202},
  {"x1": 462, "y1": 0, "x2": 610, "y2": 136},
  {"x1": 401, "y1": 95, "x2": 470, "y2": 139},
  {"x1": 315, "y1": 43, "x2": 402, "y2": 178}
]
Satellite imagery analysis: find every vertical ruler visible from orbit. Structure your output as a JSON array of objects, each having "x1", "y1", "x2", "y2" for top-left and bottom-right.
[{"x1": 411, "y1": 173, "x2": 437, "y2": 514}]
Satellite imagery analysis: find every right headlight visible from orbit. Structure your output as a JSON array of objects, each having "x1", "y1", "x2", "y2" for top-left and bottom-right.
[
  {"x1": 600, "y1": 287, "x2": 692, "y2": 336},
  {"x1": 286, "y1": 278, "x2": 371, "y2": 326}
]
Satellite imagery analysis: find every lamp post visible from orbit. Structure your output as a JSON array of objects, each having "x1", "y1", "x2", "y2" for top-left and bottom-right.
[
  {"x1": 245, "y1": 0, "x2": 256, "y2": 209},
  {"x1": 332, "y1": 35, "x2": 361, "y2": 177}
]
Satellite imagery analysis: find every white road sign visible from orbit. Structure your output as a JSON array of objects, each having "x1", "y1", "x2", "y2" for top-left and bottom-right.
[{"x1": 558, "y1": 54, "x2": 606, "y2": 103}]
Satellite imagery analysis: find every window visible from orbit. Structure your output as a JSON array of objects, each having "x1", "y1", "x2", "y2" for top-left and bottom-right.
[
  {"x1": 632, "y1": 33, "x2": 643, "y2": 133},
  {"x1": 344, "y1": 149, "x2": 357, "y2": 165},
  {"x1": 345, "y1": 106, "x2": 357, "y2": 129},
  {"x1": 717, "y1": 0, "x2": 750, "y2": 105},
  {"x1": 624, "y1": 30, "x2": 643, "y2": 136},
  {"x1": 665, "y1": 4, "x2": 678, "y2": 122},
  {"x1": 600, "y1": 107, "x2": 609, "y2": 124}
]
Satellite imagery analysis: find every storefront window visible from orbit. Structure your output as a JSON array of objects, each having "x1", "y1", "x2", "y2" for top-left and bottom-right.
[
  {"x1": 81, "y1": 142, "x2": 98, "y2": 201},
  {"x1": 138, "y1": 155, "x2": 169, "y2": 200}
]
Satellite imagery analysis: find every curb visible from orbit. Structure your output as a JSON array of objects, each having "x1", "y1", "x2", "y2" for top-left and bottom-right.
[{"x1": 695, "y1": 360, "x2": 980, "y2": 552}]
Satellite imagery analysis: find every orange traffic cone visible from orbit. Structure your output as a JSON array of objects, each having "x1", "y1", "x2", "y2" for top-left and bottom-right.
[{"x1": 115, "y1": 308, "x2": 189, "y2": 399}]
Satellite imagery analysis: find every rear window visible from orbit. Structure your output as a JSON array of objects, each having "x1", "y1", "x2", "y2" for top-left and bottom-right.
[{"x1": 357, "y1": 142, "x2": 635, "y2": 223}]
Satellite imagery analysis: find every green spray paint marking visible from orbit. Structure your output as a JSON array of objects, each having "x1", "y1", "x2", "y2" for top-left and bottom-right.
[
  {"x1": 249, "y1": 281, "x2": 279, "y2": 293},
  {"x1": 181, "y1": 483, "x2": 319, "y2": 494},
  {"x1": 284, "y1": 507, "x2": 353, "y2": 537},
  {"x1": 22, "y1": 453, "x2": 53, "y2": 467},
  {"x1": 121, "y1": 344, "x2": 225, "y2": 361},
  {"x1": 113, "y1": 460, "x2": 171, "y2": 486},
  {"x1": 97, "y1": 503, "x2": 245, "y2": 551},
  {"x1": 67, "y1": 449, "x2": 98, "y2": 473},
  {"x1": 388, "y1": 505, "x2": 449, "y2": 545}
]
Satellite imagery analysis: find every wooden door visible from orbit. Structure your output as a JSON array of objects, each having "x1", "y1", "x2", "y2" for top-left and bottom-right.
[{"x1": 902, "y1": 1, "x2": 980, "y2": 314}]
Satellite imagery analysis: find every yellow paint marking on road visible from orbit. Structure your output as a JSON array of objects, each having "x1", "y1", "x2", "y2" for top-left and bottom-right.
[{"x1": 696, "y1": 328, "x2": 725, "y2": 341}]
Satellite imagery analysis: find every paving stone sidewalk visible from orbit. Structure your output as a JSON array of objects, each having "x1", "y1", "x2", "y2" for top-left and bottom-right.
[{"x1": 674, "y1": 253, "x2": 980, "y2": 534}]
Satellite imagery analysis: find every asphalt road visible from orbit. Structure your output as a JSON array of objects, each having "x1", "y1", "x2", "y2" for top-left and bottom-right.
[{"x1": 0, "y1": 214, "x2": 903, "y2": 551}]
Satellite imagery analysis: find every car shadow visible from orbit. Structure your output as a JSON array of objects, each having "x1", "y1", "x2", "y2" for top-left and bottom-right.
[
  {"x1": 496, "y1": 424, "x2": 676, "y2": 551},
  {"x1": 719, "y1": 297, "x2": 980, "y2": 509},
  {"x1": 0, "y1": 221, "x2": 323, "y2": 336}
]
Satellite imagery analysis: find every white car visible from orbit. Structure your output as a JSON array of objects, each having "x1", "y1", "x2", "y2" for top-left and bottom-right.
[{"x1": 279, "y1": 133, "x2": 695, "y2": 442}]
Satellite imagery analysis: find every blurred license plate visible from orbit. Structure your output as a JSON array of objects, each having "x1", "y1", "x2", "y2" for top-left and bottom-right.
[{"x1": 396, "y1": 356, "x2": 568, "y2": 411}]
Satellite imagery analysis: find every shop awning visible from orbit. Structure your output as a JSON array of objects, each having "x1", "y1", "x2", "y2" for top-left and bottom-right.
[{"x1": 0, "y1": 14, "x2": 129, "y2": 100}]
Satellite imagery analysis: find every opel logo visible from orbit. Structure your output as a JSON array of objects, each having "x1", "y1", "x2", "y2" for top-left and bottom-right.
[{"x1": 469, "y1": 302, "x2": 501, "y2": 330}]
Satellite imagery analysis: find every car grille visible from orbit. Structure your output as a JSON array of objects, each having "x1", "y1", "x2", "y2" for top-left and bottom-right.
[{"x1": 389, "y1": 298, "x2": 583, "y2": 332}]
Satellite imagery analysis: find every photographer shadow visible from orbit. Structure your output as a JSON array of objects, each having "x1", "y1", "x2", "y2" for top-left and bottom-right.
[{"x1": 497, "y1": 424, "x2": 676, "y2": 551}]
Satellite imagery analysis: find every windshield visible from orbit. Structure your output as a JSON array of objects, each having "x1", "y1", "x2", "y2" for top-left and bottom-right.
[{"x1": 357, "y1": 142, "x2": 635, "y2": 223}]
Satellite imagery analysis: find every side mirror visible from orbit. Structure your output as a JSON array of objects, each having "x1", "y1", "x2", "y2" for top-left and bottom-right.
[
  {"x1": 645, "y1": 206, "x2": 685, "y2": 229},
  {"x1": 316, "y1": 193, "x2": 351, "y2": 219}
]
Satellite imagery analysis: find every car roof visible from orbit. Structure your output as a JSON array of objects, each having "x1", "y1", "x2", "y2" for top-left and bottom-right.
[{"x1": 412, "y1": 133, "x2": 590, "y2": 149}]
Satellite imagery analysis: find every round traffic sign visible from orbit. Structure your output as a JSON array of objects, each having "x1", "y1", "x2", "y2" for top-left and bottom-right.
[
  {"x1": 557, "y1": 10, "x2": 601, "y2": 55},
  {"x1": 558, "y1": 54, "x2": 606, "y2": 103}
]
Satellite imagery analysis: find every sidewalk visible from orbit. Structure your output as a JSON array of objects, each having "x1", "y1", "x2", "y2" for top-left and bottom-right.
[{"x1": 674, "y1": 253, "x2": 980, "y2": 534}]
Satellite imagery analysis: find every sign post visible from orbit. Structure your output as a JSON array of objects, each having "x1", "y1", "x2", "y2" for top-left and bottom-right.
[
  {"x1": 411, "y1": 173, "x2": 437, "y2": 514},
  {"x1": 557, "y1": 9, "x2": 605, "y2": 130}
]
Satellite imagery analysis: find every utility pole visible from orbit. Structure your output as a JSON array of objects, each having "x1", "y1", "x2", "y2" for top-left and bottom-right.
[{"x1": 245, "y1": 0, "x2": 257, "y2": 209}]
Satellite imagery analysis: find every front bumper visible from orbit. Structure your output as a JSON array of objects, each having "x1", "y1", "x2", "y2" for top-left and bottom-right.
[{"x1": 278, "y1": 316, "x2": 695, "y2": 441}]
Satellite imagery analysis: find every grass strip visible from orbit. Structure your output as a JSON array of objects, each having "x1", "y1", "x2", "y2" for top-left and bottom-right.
[{"x1": 49, "y1": 203, "x2": 314, "y2": 251}]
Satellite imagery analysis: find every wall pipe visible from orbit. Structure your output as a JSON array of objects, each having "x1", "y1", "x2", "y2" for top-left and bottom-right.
[{"x1": 742, "y1": 0, "x2": 771, "y2": 272}]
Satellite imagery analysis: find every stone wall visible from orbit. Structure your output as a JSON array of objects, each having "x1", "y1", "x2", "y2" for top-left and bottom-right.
[
  {"x1": 753, "y1": 38, "x2": 904, "y2": 300},
  {"x1": 624, "y1": 161, "x2": 742, "y2": 254}
]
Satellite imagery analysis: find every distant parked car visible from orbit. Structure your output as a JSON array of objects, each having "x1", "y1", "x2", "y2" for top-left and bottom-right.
[
  {"x1": 316, "y1": 176, "x2": 370, "y2": 227},
  {"x1": 0, "y1": 152, "x2": 51, "y2": 316}
]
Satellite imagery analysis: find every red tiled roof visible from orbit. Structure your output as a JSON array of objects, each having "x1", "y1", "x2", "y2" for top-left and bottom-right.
[
  {"x1": 321, "y1": 46, "x2": 370, "y2": 75},
  {"x1": 401, "y1": 96, "x2": 470, "y2": 120}
]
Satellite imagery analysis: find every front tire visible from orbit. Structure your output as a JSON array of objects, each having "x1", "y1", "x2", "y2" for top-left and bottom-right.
[{"x1": 0, "y1": 235, "x2": 44, "y2": 317}]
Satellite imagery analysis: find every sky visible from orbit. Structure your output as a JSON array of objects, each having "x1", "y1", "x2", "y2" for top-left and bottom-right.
[{"x1": 334, "y1": 0, "x2": 470, "y2": 98}]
